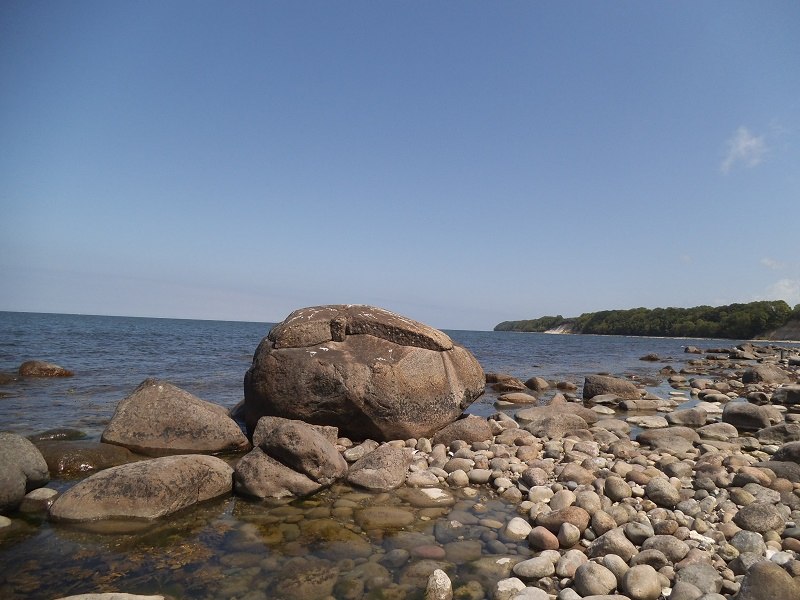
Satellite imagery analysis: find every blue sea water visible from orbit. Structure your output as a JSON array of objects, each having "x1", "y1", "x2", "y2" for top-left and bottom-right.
[{"x1": 0, "y1": 310, "x2": 765, "y2": 437}]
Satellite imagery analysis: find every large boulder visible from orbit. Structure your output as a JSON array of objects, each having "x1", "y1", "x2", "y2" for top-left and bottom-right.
[
  {"x1": 582, "y1": 375, "x2": 641, "y2": 401},
  {"x1": 0, "y1": 433, "x2": 50, "y2": 513},
  {"x1": 49, "y1": 454, "x2": 233, "y2": 522},
  {"x1": 243, "y1": 305, "x2": 485, "y2": 441},
  {"x1": 102, "y1": 379, "x2": 250, "y2": 456}
]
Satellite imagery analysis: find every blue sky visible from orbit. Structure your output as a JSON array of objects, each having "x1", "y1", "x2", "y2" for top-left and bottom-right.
[{"x1": 1, "y1": 1, "x2": 798, "y2": 330}]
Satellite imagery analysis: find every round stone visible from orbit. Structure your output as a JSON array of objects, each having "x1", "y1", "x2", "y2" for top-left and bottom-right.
[
  {"x1": 574, "y1": 561, "x2": 617, "y2": 596},
  {"x1": 622, "y1": 564, "x2": 661, "y2": 600}
]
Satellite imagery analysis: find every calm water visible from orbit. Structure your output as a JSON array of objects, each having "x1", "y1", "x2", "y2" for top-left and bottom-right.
[{"x1": 0, "y1": 312, "x2": 786, "y2": 599}]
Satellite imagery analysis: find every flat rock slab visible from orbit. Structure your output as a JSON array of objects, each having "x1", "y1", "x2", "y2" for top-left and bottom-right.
[
  {"x1": 49, "y1": 454, "x2": 233, "y2": 522},
  {"x1": 354, "y1": 506, "x2": 415, "y2": 530},
  {"x1": 102, "y1": 379, "x2": 250, "y2": 456}
]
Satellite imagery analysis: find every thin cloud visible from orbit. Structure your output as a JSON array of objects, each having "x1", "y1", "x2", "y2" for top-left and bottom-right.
[
  {"x1": 766, "y1": 278, "x2": 800, "y2": 306},
  {"x1": 721, "y1": 126, "x2": 767, "y2": 174},
  {"x1": 760, "y1": 257, "x2": 785, "y2": 271}
]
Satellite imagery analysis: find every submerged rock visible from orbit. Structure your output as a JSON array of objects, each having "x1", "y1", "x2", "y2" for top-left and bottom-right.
[
  {"x1": 34, "y1": 440, "x2": 134, "y2": 477},
  {"x1": 18, "y1": 360, "x2": 73, "y2": 377},
  {"x1": 49, "y1": 454, "x2": 233, "y2": 522},
  {"x1": 102, "y1": 379, "x2": 250, "y2": 456},
  {"x1": 243, "y1": 305, "x2": 485, "y2": 441}
]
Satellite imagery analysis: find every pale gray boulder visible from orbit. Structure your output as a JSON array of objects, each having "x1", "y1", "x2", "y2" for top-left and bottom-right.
[
  {"x1": 49, "y1": 454, "x2": 233, "y2": 522},
  {"x1": 102, "y1": 379, "x2": 250, "y2": 456}
]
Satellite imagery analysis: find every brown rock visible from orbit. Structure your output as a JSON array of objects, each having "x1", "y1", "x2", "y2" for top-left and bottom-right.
[
  {"x1": 18, "y1": 360, "x2": 73, "y2": 377},
  {"x1": 243, "y1": 305, "x2": 485, "y2": 441}
]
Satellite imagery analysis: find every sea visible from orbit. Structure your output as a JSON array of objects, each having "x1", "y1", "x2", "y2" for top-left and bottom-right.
[{"x1": 0, "y1": 311, "x2": 796, "y2": 599}]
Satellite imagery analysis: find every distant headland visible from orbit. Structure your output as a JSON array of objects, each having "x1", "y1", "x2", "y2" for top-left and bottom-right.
[{"x1": 494, "y1": 300, "x2": 800, "y2": 340}]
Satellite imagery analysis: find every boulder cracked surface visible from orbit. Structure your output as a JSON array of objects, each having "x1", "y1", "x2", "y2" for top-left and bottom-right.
[{"x1": 244, "y1": 305, "x2": 485, "y2": 441}]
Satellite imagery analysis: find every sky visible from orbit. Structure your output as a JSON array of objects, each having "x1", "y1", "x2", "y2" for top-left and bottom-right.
[{"x1": 1, "y1": 1, "x2": 798, "y2": 330}]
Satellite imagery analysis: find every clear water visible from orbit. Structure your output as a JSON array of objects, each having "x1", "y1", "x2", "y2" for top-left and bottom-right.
[{"x1": 0, "y1": 311, "x2": 789, "y2": 599}]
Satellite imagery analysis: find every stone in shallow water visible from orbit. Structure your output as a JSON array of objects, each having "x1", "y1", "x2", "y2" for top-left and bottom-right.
[
  {"x1": 397, "y1": 487, "x2": 456, "y2": 508},
  {"x1": 49, "y1": 454, "x2": 233, "y2": 522},
  {"x1": 354, "y1": 506, "x2": 415, "y2": 530}
]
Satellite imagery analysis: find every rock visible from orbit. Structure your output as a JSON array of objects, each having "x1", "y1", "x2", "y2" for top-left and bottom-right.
[
  {"x1": 243, "y1": 305, "x2": 485, "y2": 441},
  {"x1": 28, "y1": 428, "x2": 87, "y2": 441},
  {"x1": 722, "y1": 402, "x2": 782, "y2": 432},
  {"x1": 666, "y1": 407, "x2": 708, "y2": 427},
  {"x1": 498, "y1": 392, "x2": 539, "y2": 404},
  {"x1": 734, "y1": 560, "x2": 800, "y2": 600},
  {"x1": 354, "y1": 506, "x2": 415, "y2": 530},
  {"x1": 19, "y1": 487, "x2": 59, "y2": 513},
  {"x1": 397, "y1": 487, "x2": 455, "y2": 508},
  {"x1": 525, "y1": 377, "x2": 550, "y2": 391},
  {"x1": 33, "y1": 440, "x2": 133, "y2": 477},
  {"x1": 432, "y1": 415, "x2": 493, "y2": 446},
  {"x1": 536, "y1": 506, "x2": 590, "y2": 534},
  {"x1": 674, "y1": 563, "x2": 723, "y2": 594},
  {"x1": 622, "y1": 564, "x2": 661, "y2": 600},
  {"x1": 512, "y1": 556, "x2": 555, "y2": 580},
  {"x1": 641, "y1": 535, "x2": 690, "y2": 563},
  {"x1": 517, "y1": 403, "x2": 599, "y2": 428},
  {"x1": 556, "y1": 549, "x2": 588, "y2": 578},
  {"x1": 583, "y1": 374, "x2": 641, "y2": 401},
  {"x1": 573, "y1": 561, "x2": 617, "y2": 596},
  {"x1": 256, "y1": 418, "x2": 347, "y2": 485},
  {"x1": 0, "y1": 432, "x2": 49, "y2": 513},
  {"x1": 756, "y1": 423, "x2": 800, "y2": 444},
  {"x1": 742, "y1": 364, "x2": 791, "y2": 384},
  {"x1": 234, "y1": 447, "x2": 322, "y2": 499},
  {"x1": 527, "y1": 413, "x2": 589, "y2": 438},
  {"x1": 528, "y1": 526, "x2": 559, "y2": 551},
  {"x1": 586, "y1": 527, "x2": 639, "y2": 561},
  {"x1": 18, "y1": 360, "x2": 73, "y2": 377},
  {"x1": 645, "y1": 477, "x2": 681, "y2": 508},
  {"x1": 425, "y1": 569, "x2": 453, "y2": 600},
  {"x1": 627, "y1": 415, "x2": 669, "y2": 429},
  {"x1": 772, "y1": 441, "x2": 800, "y2": 463},
  {"x1": 772, "y1": 384, "x2": 800, "y2": 405},
  {"x1": 50, "y1": 454, "x2": 233, "y2": 522},
  {"x1": 253, "y1": 415, "x2": 339, "y2": 445},
  {"x1": 347, "y1": 444, "x2": 412, "y2": 491},
  {"x1": 493, "y1": 577, "x2": 526, "y2": 600},
  {"x1": 733, "y1": 502, "x2": 786, "y2": 533},
  {"x1": 698, "y1": 422, "x2": 740, "y2": 441},
  {"x1": 752, "y1": 460, "x2": 800, "y2": 483},
  {"x1": 503, "y1": 516, "x2": 533, "y2": 541},
  {"x1": 101, "y1": 379, "x2": 250, "y2": 456}
]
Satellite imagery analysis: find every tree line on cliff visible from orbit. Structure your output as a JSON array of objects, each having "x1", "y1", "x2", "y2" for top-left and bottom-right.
[{"x1": 494, "y1": 300, "x2": 800, "y2": 340}]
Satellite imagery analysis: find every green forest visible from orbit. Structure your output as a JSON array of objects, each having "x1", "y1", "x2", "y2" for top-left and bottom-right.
[{"x1": 494, "y1": 300, "x2": 800, "y2": 339}]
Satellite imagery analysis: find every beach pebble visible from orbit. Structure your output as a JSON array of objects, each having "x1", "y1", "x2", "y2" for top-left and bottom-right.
[
  {"x1": 573, "y1": 561, "x2": 617, "y2": 596},
  {"x1": 503, "y1": 517, "x2": 533, "y2": 541},
  {"x1": 512, "y1": 556, "x2": 555, "y2": 580},
  {"x1": 621, "y1": 564, "x2": 661, "y2": 600}
]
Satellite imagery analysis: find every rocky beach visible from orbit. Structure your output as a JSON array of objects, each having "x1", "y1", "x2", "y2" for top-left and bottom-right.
[{"x1": 1, "y1": 309, "x2": 800, "y2": 600}]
